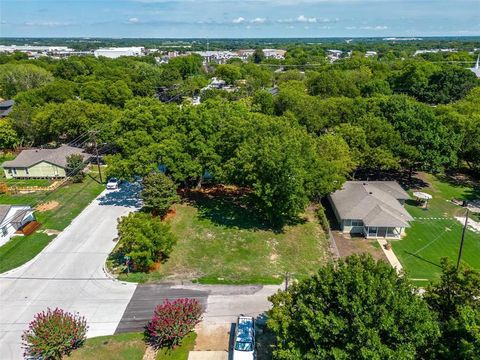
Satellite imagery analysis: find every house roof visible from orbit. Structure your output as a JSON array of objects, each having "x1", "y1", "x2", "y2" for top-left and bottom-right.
[
  {"x1": 330, "y1": 181, "x2": 413, "y2": 228},
  {"x1": 2, "y1": 145, "x2": 87, "y2": 169},
  {"x1": 0, "y1": 99, "x2": 14, "y2": 117},
  {"x1": 0, "y1": 205, "x2": 33, "y2": 225},
  {"x1": 0, "y1": 205, "x2": 11, "y2": 224}
]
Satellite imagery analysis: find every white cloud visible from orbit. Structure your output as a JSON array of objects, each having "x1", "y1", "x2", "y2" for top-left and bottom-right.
[
  {"x1": 128, "y1": 17, "x2": 140, "y2": 24},
  {"x1": 23, "y1": 21, "x2": 73, "y2": 27},
  {"x1": 232, "y1": 17, "x2": 245, "y2": 24},
  {"x1": 297, "y1": 15, "x2": 317, "y2": 23},
  {"x1": 251, "y1": 17, "x2": 266, "y2": 24},
  {"x1": 359, "y1": 25, "x2": 388, "y2": 30}
]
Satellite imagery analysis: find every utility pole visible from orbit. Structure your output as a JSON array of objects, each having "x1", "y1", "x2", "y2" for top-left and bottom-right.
[
  {"x1": 91, "y1": 131, "x2": 103, "y2": 183},
  {"x1": 456, "y1": 209, "x2": 469, "y2": 271}
]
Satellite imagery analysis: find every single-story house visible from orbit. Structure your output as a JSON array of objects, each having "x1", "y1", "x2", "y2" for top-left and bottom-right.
[
  {"x1": 0, "y1": 205, "x2": 35, "y2": 246},
  {"x1": 2, "y1": 145, "x2": 89, "y2": 179},
  {"x1": 329, "y1": 181, "x2": 413, "y2": 239},
  {"x1": 0, "y1": 99, "x2": 14, "y2": 118}
]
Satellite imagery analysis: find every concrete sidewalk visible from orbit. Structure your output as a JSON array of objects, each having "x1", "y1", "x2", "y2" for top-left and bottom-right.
[{"x1": 377, "y1": 239, "x2": 403, "y2": 274}]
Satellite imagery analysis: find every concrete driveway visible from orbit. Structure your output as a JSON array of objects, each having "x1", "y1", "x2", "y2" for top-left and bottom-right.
[{"x1": 0, "y1": 184, "x2": 140, "y2": 360}]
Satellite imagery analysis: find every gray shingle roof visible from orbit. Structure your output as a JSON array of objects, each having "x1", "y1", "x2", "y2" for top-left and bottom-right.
[
  {"x1": 0, "y1": 205, "x2": 32, "y2": 225},
  {"x1": 0, "y1": 205, "x2": 11, "y2": 224},
  {"x1": 0, "y1": 99, "x2": 14, "y2": 118},
  {"x1": 2, "y1": 145, "x2": 87, "y2": 169},
  {"x1": 330, "y1": 181, "x2": 413, "y2": 228}
]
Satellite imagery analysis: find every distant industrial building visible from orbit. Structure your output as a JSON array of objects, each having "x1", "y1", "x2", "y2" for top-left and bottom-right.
[
  {"x1": 93, "y1": 47, "x2": 145, "y2": 59},
  {"x1": 0, "y1": 45, "x2": 76, "y2": 58}
]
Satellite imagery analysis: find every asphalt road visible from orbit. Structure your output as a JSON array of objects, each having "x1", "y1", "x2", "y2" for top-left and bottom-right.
[
  {"x1": 0, "y1": 185, "x2": 140, "y2": 360},
  {"x1": 115, "y1": 283, "x2": 282, "y2": 333}
]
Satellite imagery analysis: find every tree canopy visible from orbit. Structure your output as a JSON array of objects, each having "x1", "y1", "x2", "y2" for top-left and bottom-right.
[{"x1": 267, "y1": 255, "x2": 440, "y2": 360}]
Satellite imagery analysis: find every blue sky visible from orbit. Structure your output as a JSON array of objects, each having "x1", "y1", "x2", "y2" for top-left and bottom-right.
[{"x1": 1, "y1": 0, "x2": 479, "y2": 38}]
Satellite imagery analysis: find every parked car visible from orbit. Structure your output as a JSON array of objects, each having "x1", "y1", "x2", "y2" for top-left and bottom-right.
[
  {"x1": 233, "y1": 315, "x2": 256, "y2": 360},
  {"x1": 106, "y1": 178, "x2": 120, "y2": 190}
]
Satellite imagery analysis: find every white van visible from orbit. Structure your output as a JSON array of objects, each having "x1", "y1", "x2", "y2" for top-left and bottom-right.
[{"x1": 233, "y1": 316, "x2": 256, "y2": 360}]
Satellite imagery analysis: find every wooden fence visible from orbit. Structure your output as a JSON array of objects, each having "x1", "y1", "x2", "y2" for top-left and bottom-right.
[{"x1": 0, "y1": 179, "x2": 66, "y2": 194}]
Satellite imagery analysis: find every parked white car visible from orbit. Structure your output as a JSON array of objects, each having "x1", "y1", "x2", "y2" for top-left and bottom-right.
[
  {"x1": 106, "y1": 178, "x2": 120, "y2": 190},
  {"x1": 233, "y1": 316, "x2": 256, "y2": 360}
]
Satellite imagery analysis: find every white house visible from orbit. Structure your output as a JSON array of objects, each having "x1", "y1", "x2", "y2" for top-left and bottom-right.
[
  {"x1": 0, "y1": 205, "x2": 35, "y2": 247},
  {"x1": 329, "y1": 181, "x2": 413, "y2": 239}
]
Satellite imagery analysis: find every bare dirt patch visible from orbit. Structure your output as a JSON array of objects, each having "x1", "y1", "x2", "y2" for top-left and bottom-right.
[
  {"x1": 36, "y1": 201, "x2": 59, "y2": 212},
  {"x1": 194, "y1": 323, "x2": 231, "y2": 351},
  {"x1": 333, "y1": 231, "x2": 387, "y2": 262}
]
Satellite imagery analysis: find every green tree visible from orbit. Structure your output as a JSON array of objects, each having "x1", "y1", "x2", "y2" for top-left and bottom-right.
[
  {"x1": 252, "y1": 89, "x2": 275, "y2": 115},
  {"x1": 252, "y1": 48, "x2": 265, "y2": 64},
  {"x1": 65, "y1": 154, "x2": 86, "y2": 183},
  {"x1": 0, "y1": 63, "x2": 53, "y2": 98},
  {"x1": 379, "y1": 95, "x2": 460, "y2": 173},
  {"x1": 53, "y1": 57, "x2": 90, "y2": 80},
  {"x1": 32, "y1": 100, "x2": 120, "y2": 144},
  {"x1": 141, "y1": 172, "x2": 179, "y2": 217},
  {"x1": 167, "y1": 54, "x2": 203, "y2": 79},
  {"x1": 0, "y1": 120, "x2": 19, "y2": 149},
  {"x1": 423, "y1": 67, "x2": 478, "y2": 104},
  {"x1": 117, "y1": 212, "x2": 176, "y2": 272},
  {"x1": 268, "y1": 255, "x2": 440, "y2": 360},
  {"x1": 214, "y1": 64, "x2": 242, "y2": 85},
  {"x1": 424, "y1": 259, "x2": 480, "y2": 359}
]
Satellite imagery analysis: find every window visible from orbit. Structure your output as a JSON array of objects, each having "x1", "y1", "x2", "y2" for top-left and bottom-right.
[
  {"x1": 368, "y1": 227, "x2": 378, "y2": 235},
  {"x1": 344, "y1": 219, "x2": 352, "y2": 226},
  {"x1": 1, "y1": 226, "x2": 7, "y2": 236},
  {"x1": 352, "y1": 220, "x2": 363, "y2": 226},
  {"x1": 25, "y1": 168, "x2": 29, "y2": 175},
  {"x1": 12, "y1": 168, "x2": 17, "y2": 175}
]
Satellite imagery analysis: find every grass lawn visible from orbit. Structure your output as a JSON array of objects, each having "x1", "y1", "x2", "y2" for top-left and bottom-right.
[
  {"x1": 1, "y1": 178, "x2": 53, "y2": 187},
  {"x1": 113, "y1": 190, "x2": 329, "y2": 284},
  {"x1": 68, "y1": 333, "x2": 146, "y2": 360},
  {"x1": 392, "y1": 173, "x2": 480, "y2": 283},
  {"x1": 67, "y1": 332, "x2": 196, "y2": 360},
  {"x1": 0, "y1": 172, "x2": 104, "y2": 273}
]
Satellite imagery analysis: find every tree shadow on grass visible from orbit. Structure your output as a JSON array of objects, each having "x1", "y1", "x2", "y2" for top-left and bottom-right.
[
  {"x1": 183, "y1": 187, "x2": 302, "y2": 233},
  {"x1": 404, "y1": 251, "x2": 442, "y2": 269},
  {"x1": 436, "y1": 173, "x2": 480, "y2": 201}
]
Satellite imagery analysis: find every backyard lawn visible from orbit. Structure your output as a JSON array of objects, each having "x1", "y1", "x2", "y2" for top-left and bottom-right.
[
  {"x1": 113, "y1": 189, "x2": 330, "y2": 284},
  {"x1": 67, "y1": 332, "x2": 196, "y2": 360},
  {"x1": 392, "y1": 173, "x2": 480, "y2": 283},
  {"x1": 0, "y1": 171, "x2": 104, "y2": 273}
]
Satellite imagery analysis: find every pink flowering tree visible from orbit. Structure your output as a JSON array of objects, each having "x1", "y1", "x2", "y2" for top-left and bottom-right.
[
  {"x1": 22, "y1": 308, "x2": 88, "y2": 360},
  {"x1": 147, "y1": 298, "x2": 203, "y2": 348}
]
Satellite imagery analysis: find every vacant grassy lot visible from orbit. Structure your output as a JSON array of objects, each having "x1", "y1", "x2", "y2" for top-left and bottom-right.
[
  {"x1": 0, "y1": 172, "x2": 104, "y2": 273},
  {"x1": 67, "y1": 332, "x2": 196, "y2": 360},
  {"x1": 115, "y1": 190, "x2": 329, "y2": 284},
  {"x1": 392, "y1": 173, "x2": 480, "y2": 283}
]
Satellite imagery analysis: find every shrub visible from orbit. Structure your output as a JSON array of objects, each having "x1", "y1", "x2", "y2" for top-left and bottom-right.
[
  {"x1": 22, "y1": 308, "x2": 88, "y2": 360},
  {"x1": 147, "y1": 298, "x2": 203, "y2": 349},
  {"x1": 316, "y1": 205, "x2": 330, "y2": 232},
  {"x1": 141, "y1": 172, "x2": 179, "y2": 217},
  {"x1": 117, "y1": 212, "x2": 176, "y2": 272}
]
